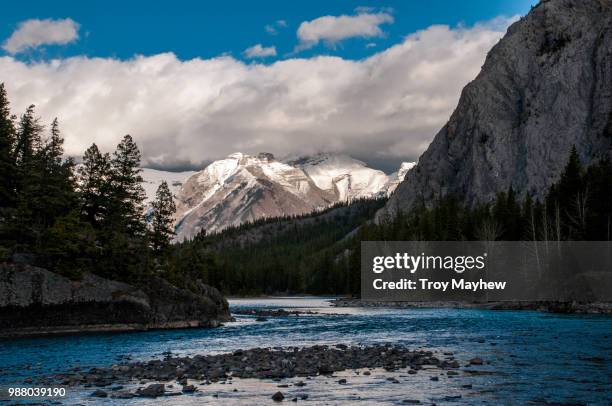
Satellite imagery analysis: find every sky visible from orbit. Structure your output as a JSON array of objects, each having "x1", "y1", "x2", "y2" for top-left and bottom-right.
[{"x1": 0, "y1": 0, "x2": 537, "y2": 172}]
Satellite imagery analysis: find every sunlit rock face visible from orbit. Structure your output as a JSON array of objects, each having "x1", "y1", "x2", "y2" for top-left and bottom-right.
[{"x1": 381, "y1": 0, "x2": 612, "y2": 219}]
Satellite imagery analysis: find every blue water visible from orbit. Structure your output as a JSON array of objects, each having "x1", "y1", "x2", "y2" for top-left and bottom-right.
[{"x1": 0, "y1": 298, "x2": 610, "y2": 405}]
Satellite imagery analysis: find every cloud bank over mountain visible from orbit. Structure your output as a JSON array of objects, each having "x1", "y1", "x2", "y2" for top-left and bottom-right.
[{"x1": 0, "y1": 17, "x2": 516, "y2": 172}]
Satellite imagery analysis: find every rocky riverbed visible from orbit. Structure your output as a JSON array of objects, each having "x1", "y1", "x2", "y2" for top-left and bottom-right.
[{"x1": 44, "y1": 344, "x2": 485, "y2": 401}]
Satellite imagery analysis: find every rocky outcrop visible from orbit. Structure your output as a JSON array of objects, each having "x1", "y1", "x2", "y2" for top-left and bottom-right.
[
  {"x1": 382, "y1": 0, "x2": 612, "y2": 217},
  {"x1": 0, "y1": 263, "x2": 231, "y2": 337}
]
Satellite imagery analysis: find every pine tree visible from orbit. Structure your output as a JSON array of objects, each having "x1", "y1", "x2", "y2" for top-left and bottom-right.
[
  {"x1": 150, "y1": 181, "x2": 176, "y2": 253},
  {"x1": 14, "y1": 105, "x2": 42, "y2": 166},
  {"x1": 78, "y1": 143, "x2": 111, "y2": 227},
  {"x1": 109, "y1": 135, "x2": 145, "y2": 236},
  {"x1": 0, "y1": 83, "x2": 16, "y2": 208},
  {"x1": 35, "y1": 119, "x2": 77, "y2": 228},
  {"x1": 556, "y1": 146, "x2": 583, "y2": 207},
  {"x1": 10, "y1": 105, "x2": 44, "y2": 246},
  {"x1": 45, "y1": 118, "x2": 64, "y2": 167},
  {"x1": 547, "y1": 146, "x2": 585, "y2": 239}
]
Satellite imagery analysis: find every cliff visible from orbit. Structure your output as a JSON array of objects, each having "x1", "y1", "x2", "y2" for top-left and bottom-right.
[
  {"x1": 382, "y1": 0, "x2": 612, "y2": 217},
  {"x1": 0, "y1": 263, "x2": 231, "y2": 338}
]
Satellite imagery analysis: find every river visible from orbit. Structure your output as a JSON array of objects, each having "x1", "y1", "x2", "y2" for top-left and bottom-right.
[{"x1": 0, "y1": 297, "x2": 610, "y2": 404}]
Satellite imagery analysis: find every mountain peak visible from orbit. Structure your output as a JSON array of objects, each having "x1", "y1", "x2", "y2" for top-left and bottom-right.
[{"x1": 170, "y1": 152, "x2": 412, "y2": 241}]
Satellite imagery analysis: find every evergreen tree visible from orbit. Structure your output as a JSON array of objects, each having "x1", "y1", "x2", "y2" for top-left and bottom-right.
[
  {"x1": 10, "y1": 105, "x2": 44, "y2": 247},
  {"x1": 14, "y1": 105, "x2": 42, "y2": 167},
  {"x1": 547, "y1": 146, "x2": 586, "y2": 239},
  {"x1": 0, "y1": 83, "x2": 16, "y2": 208},
  {"x1": 554, "y1": 146, "x2": 583, "y2": 208},
  {"x1": 45, "y1": 118, "x2": 64, "y2": 167},
  {"x1": 78, "y1": 144, "x2": 111, "y2": 227},
  {"x1": 109, "y1": 135, "x2": 145, "y2": 236},
  {"x1": 89, "y1": 135, "x2": 148, "y2": 281},
  {"x1": 150, "y1": 180, "x2": 176, "y2": 253},
  {"x1": 36, "y1": 119, "x2": 77, "y2": 227}
]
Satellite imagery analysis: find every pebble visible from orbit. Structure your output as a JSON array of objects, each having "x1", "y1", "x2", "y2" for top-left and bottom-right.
[
  {"x1": 469, "y1": 358, "x2": 484, "y2": 365},
  {"x1": 90, "y1": 389, "x2": 107, "y2": 398},
  {"x1": 137, "y1": 383, "x2": 165, "y2": 398},
  {"x1": 182, "y1": 384, "x2": 197, "y2": 393}
]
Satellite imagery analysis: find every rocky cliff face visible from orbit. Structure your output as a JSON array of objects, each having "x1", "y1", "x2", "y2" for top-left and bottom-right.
[
  {"x1": 0, "y1": 264, "x2": 231, "y2": 337},
  {"x1": 382, "y1": 0, "x2": 612, "y2": 217}
]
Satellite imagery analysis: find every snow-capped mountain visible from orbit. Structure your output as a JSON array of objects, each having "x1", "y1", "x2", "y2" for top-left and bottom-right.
[
  {"x1": 141, "y1": 168, "x2": 196, "y2": 204},
  {"x1": 384, "y1": 162, "x2": 417, "y2": 195},
  {"x1": 173, "y1": 153, "x2": 333, "y2": 241},
  {"x1": 286, "y1": 154, "x2": 390, "y2": 201},
  {"x1": 171, "y1": 152, "x2": 415, "y2": 241}
]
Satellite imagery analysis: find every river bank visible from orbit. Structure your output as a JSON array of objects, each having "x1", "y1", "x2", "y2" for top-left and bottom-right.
[
  {"x1": 0, "y1": 264, "x2": 231, "y2": 338},
  {"x1": 331, "y1": 298, "x2": 612, "y2": 314}
]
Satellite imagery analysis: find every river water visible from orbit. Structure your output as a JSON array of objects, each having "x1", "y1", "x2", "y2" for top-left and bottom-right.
[{"x1": 0, "y1": 297, "x2": 610, "y2": 404}]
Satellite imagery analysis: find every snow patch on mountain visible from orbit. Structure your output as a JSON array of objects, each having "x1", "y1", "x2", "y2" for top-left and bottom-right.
[
  {"x1": 286, "y1": 153, "x2": 389, "y2": 201},
  {"x1": 141, "y1": 168, "x2": 196, "y2": 203},
  {"x1": 384, "y1": 162, "x2": 417, "y2": 195}
]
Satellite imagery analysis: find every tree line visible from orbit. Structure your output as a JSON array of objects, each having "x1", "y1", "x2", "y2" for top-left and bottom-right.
[{"x1": 0, "y1": 83, "x2": 176, "y2": 283}]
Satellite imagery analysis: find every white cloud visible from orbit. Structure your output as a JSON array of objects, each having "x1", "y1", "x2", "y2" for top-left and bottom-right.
[
  {"x1": 243, "y1": 44, "x2": 277, "y2": 58},
  {"x1": 2, "y1": 18, "x2": 79, "y2": 54},
  {"x1": 265, "y1": 20, "x2": 288, "y2": 36},
  {"x1": 296, "y1": 11, "x2": 393, "y2": 51},
  {"x1": 265, "y1": 25, "x2": 278, "y2": 35},
  {"x1": 0, "y1": 17, "x2": 515, "y2": 172}
]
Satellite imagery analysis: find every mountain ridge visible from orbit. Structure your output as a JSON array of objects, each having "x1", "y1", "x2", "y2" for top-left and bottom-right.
[{"x1": 150, "y1": 152, "x2": 413, "y2": 241}]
